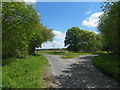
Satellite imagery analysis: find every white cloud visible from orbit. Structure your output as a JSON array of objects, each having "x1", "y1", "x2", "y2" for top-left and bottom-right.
[
  {"x1": 38, "y1": 12, "x2": 40, "y2": 16},
  {"x1": 36, "y1": 30, "x2": 66, "y2": 49},
  {"x1": 94, "y1": 31, "x2": 100, "y2": 34},
  {"x1": 52, "y1": 30, "x2": 65, "y2": 40},
  {"x1": 89, "y1": 30, "x2": 100, "y2": 34},
  {"x1": 86, "y1": 11, "x2": 92, "y2": 14},
  {"x1": 82, "y1": 12, "x2": 103, "y2": 28},
  {"x1": 38, "y1": 30, "x2": 66, "y2": 49},
  {"x1": 41, "y1": 41, "x2": 65, "y2": 49}
]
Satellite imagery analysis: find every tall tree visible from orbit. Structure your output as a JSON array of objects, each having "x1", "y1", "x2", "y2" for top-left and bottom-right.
[
  {"x1": 64, "y1": 27, "x2": 82, "y2": 52},
  {"x1": 2, "y1": 2, "x2": 54, "y2": 58},
  {"x1": 2, "y1": 2, "x2": 39, "y2": 58},
  {"x1": 64, "y1": 27, "x2": 102, "y2": 52},
  {"x1": 28, "y1": 25, "x2": 54, "y2": 55},
  {"x1": 98, "y1": 1, "x2": 120, "y2": 55}
]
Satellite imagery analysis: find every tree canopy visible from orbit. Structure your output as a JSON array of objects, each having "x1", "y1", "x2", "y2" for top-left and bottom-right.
[
  {"x1": 64, "y1": 27, "x2": 102, "y2": 52},
  {"x1": 98, "y1": 1, "x2": 120, "y2": 55},
  {"x1": 2, "y1": 2, "x2": 54, "y2": 58}
]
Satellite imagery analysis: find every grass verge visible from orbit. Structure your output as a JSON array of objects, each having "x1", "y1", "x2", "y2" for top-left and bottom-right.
[
  {"x1": 2, "y1": 54, "x2": 48, "y2": 88},
  {"x1": 92, "y1": 54, "x2": 120, "y2": 81},
  {"x1": 61, "y1": 55, "x2": 78, "y2": 59}
]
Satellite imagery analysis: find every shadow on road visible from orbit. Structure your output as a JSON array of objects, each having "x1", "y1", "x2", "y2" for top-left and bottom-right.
[{"x1": 53, "y1": 55, "x2": 119, "y2": 88}]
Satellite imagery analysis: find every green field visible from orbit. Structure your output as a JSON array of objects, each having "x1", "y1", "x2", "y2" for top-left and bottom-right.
[
  {"x1": 2, "y1": 54, "x2": 48, "y2": 88},
  {"x1": 37, "y1": 50, "x2": 91, "y2": 55},
  {"x1": 37, "y1": 50, "x2": 107, "y2": 55},
  {"x1": 92, "y1": 54, "x2": 120, "y2": 81}
]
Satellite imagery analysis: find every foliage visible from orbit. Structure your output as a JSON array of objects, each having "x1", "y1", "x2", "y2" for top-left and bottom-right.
[
  {"x1": 2, "y1": 2, "x2": 37, "y2": 58},
  {"x1": 64, "y1": 27, "x2": 82, "y2": 52},
  {"x1": 98, "y1": 1, "x2": 120, "y2": 55},
  {"x1": 64, "y1": 27, "x2": 102, "y2": 52},
  {"x1": 2, "y1": 54, "x2": 48, "y2": 88},
  {"x1": 28, "y1": 25, "x2": 54, "y2": 55},
  {"x1": 92, "y1": 54, "x2": 120, "y2": 81},
  {"x1": 2, "y1": 2, "x2": 54, "y2": 58}
]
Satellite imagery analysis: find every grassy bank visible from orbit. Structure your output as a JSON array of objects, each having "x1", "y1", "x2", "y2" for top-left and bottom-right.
[
  {"x1": 61, "y1": 55, "x2": 78, "y2": 59},
  {"x1": 92, "y1": 54, "x2": 120, "y2": 81},
  {"x1": 2, "y1": 54, "x2": 48, "y2": 88}
]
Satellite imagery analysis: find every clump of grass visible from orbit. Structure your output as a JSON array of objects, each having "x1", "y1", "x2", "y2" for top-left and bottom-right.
[
  {"x1": 2, "y1": 54, "x2": 48, "y2": 88},
  {"x1": 61, "y1": 55, "x2": 78, "y2": 59},
  {"x1": 92, "y1": 54, "x2": 120, "y2": 81}
]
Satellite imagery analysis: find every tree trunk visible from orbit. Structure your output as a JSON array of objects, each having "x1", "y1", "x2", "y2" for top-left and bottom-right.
[{"x1": 29, "y1": 45, "x2": 35, "y2": 55}]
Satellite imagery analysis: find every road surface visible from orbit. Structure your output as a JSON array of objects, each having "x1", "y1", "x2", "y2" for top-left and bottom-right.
[{"x1": 42, "y1": 54, "x2": 119, "y2": 88}]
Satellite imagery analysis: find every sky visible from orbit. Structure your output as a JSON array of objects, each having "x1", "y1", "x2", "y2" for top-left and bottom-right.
[{"x1": 33, "y1": 2, "x2": 103, "y2": 49}]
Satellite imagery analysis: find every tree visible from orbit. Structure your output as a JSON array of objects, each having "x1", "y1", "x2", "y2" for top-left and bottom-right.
[
  {"x1": 28, "y1": 25, "x2": 54, "y2": 55},
  {"x1": 64, "y1": 27, "x2": 102, "y2": 52},
  {"x1": 2, "y1": 2, "x2": 54, "y2": 58},
  {"x1": 64, "y1": 27, "x2": 82, "y2": 52},
  {"x1": 2, "y1": 2, "x2": 39, "y2": 58},
  {"x1": 79, "y1": 31, "x2": 102, "y2": 52},
  {"x1": 98, "y1": 1, "x2": 120, "y2": 55}
]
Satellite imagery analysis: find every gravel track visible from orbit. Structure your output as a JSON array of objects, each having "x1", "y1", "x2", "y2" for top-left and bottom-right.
[{"x1": 42, "y1": 54, "x2": 119, "y2": 88}]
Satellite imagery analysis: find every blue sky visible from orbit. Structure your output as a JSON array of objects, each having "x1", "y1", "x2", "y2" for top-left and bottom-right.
[{"x1": 34, "y1": 2, "x2": 103, "y2": 49}]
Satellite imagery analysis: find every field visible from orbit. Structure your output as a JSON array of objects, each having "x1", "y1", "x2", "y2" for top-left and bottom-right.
[
  {"x1": 37, "y1": 50, "x2": 107, "y2": 59},
  {"x1": 37, "y1": 49, "x2": 107, "y2": 56},
  {"x1": 92, "y1": 54, "x2": 120, "y2": 81},
  {"x1": 2, "y1": 54, "x2": 48, "y2": 88}
]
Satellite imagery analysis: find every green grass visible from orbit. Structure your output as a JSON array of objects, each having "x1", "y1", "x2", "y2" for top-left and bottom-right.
[
  {"x1": 2, "y1": 54, "x2": 48, "y2": 88},
  {"x1": 51, "y1": 52, "x2": 91, "y2": 55},
  {"x1": 92, "y1": 51, "x2": 107, "y2": 54},
  {"x1": 92, "y1": 54, "x2": 120, "y2": 81},
  {"x1": 38, "y1": 50, "x2": 107, "y2": 55},
  {"x1": 38, "y1": 51, "x2": 91, "y2": 55},
  {"x1": 0, "y1": 66, "x2": 2, "y2": 88},
  {"x1": 61, "y1": 55, "x2": 78, "y2": 59}
]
